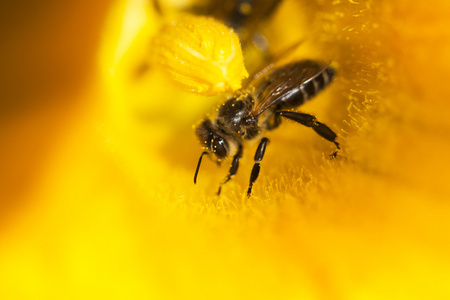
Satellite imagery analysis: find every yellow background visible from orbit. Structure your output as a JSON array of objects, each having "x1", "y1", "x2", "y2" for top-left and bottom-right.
[{"x1": 1, "y1": 0, "x2": 450, "y2": 299}]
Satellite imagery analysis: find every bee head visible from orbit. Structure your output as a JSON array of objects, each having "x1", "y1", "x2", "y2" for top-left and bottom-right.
[
  {"x1": 194, "y1": 119, "x2": 231, "y2": 184},
  {"x1": 195, "y1": 119, "x2": 229, "y2": 159}
]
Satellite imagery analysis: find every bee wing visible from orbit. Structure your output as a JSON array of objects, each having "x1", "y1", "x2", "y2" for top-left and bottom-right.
[
  {"x1": 242, "y1": 41, "x2": 304, "y2": 88},
  {"x1": 250, "y1": 60, "x2": 330, "y2": 117}
]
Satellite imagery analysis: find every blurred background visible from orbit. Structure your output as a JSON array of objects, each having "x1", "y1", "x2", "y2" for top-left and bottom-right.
[
  {"x1": 1, "y1": 0, "x2": 450, "y2": 299},
  {"x1": 0, "y1": 0, "x2": 112, "y2": 217}
]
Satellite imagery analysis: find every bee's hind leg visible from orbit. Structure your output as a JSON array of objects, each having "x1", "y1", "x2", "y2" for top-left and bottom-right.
[
  {"x1": 276, "y1": 111, "x2": 340, "y2": 156},
  {"x1": 247, "y1": 137, "x2": 270, "y2": 197}
]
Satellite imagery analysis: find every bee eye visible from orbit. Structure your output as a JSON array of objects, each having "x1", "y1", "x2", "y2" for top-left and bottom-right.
[{"x1": 212, "y1": 137, "x2": 228, "y2": 159}]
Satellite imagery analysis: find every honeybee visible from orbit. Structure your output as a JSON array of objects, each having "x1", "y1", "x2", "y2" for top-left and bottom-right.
[
  {"x1": 157, "y1": 0, "x2": 281, "y2": 48},
  {"x1": 203, "y1": 0, "x2": 282, "y2": 41},
  {"x1": 208, "y1": 0, "x2": 283, "y2": 58},
  {"x1": 194, "y1": 60, "x2": 340, "y2": 196}
]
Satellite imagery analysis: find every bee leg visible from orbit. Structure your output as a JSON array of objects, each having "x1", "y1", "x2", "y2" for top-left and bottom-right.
[
  {"x1": 277, "y1": 111, "x2": 340, "y2": 155},
  {"x1": 217, "y1": 145, "x2": 243, "y2": 195},
  {"x1": 247, "y1": 137, "x2": 270, "y2": 197}
]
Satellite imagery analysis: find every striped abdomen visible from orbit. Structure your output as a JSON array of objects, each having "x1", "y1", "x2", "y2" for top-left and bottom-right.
[
  {"x1": 279, "y1": 64, "x2": 336, "y2": 110},
  {"x1": 301, "y1": 66, "x2": 335, "y2": 100}
]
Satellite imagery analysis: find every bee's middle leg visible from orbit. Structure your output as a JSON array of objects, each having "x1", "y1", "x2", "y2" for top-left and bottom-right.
[{"x1": 247, "y1": 137, "x2": 270, "y2": 197}]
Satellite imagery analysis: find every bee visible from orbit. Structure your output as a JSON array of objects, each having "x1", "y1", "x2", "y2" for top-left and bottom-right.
[
  {"x1": 204, "y1": 0, "x2": 282, "y2": 40},
  {"x1": 194, "y1": 60, "x2": 340, "y2": 196},
  {"x1": 161, "y1": 0, "x2": 282, "y2": 49},
  {"x1": 208, "y1": 0, "x2": 283, "y2": 58},
  {"x1": 186, "y1": 0, "x2": 281, "y2": 30}
]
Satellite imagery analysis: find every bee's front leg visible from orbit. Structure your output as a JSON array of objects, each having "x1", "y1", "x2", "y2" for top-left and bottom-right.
[{"x1": 217, "y1": 145, "x2": 243, "y2": 195}]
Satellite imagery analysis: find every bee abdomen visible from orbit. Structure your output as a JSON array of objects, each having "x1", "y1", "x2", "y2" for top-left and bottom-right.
[
  {"x1": 278, "y1": 65, "x2": 335, "y2": 110},
  {"x1": 301, "y1": 66, "x2": 336, "y2": 101}
]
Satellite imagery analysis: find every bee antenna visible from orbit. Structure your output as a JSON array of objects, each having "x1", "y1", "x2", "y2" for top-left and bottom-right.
[{"x1": 194, "y1": 152, "x2": 209, "y2": 184}]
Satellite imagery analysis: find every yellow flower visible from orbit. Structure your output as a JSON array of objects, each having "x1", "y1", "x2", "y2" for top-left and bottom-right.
[
  {"x1": 152, "y1": 14, "x2": 248, "y2": 96},
  {"x1": 1, "y1": 0, "x2": 450, "y2": 299}
]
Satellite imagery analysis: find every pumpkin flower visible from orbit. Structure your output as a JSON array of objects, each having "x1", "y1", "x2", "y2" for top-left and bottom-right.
[
  {"x1": 1, "y1": 0, "x2": 450, "y2": 299},
  {"x1": 152, "y1": 14, "x2": 248, "y2": 96}
]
